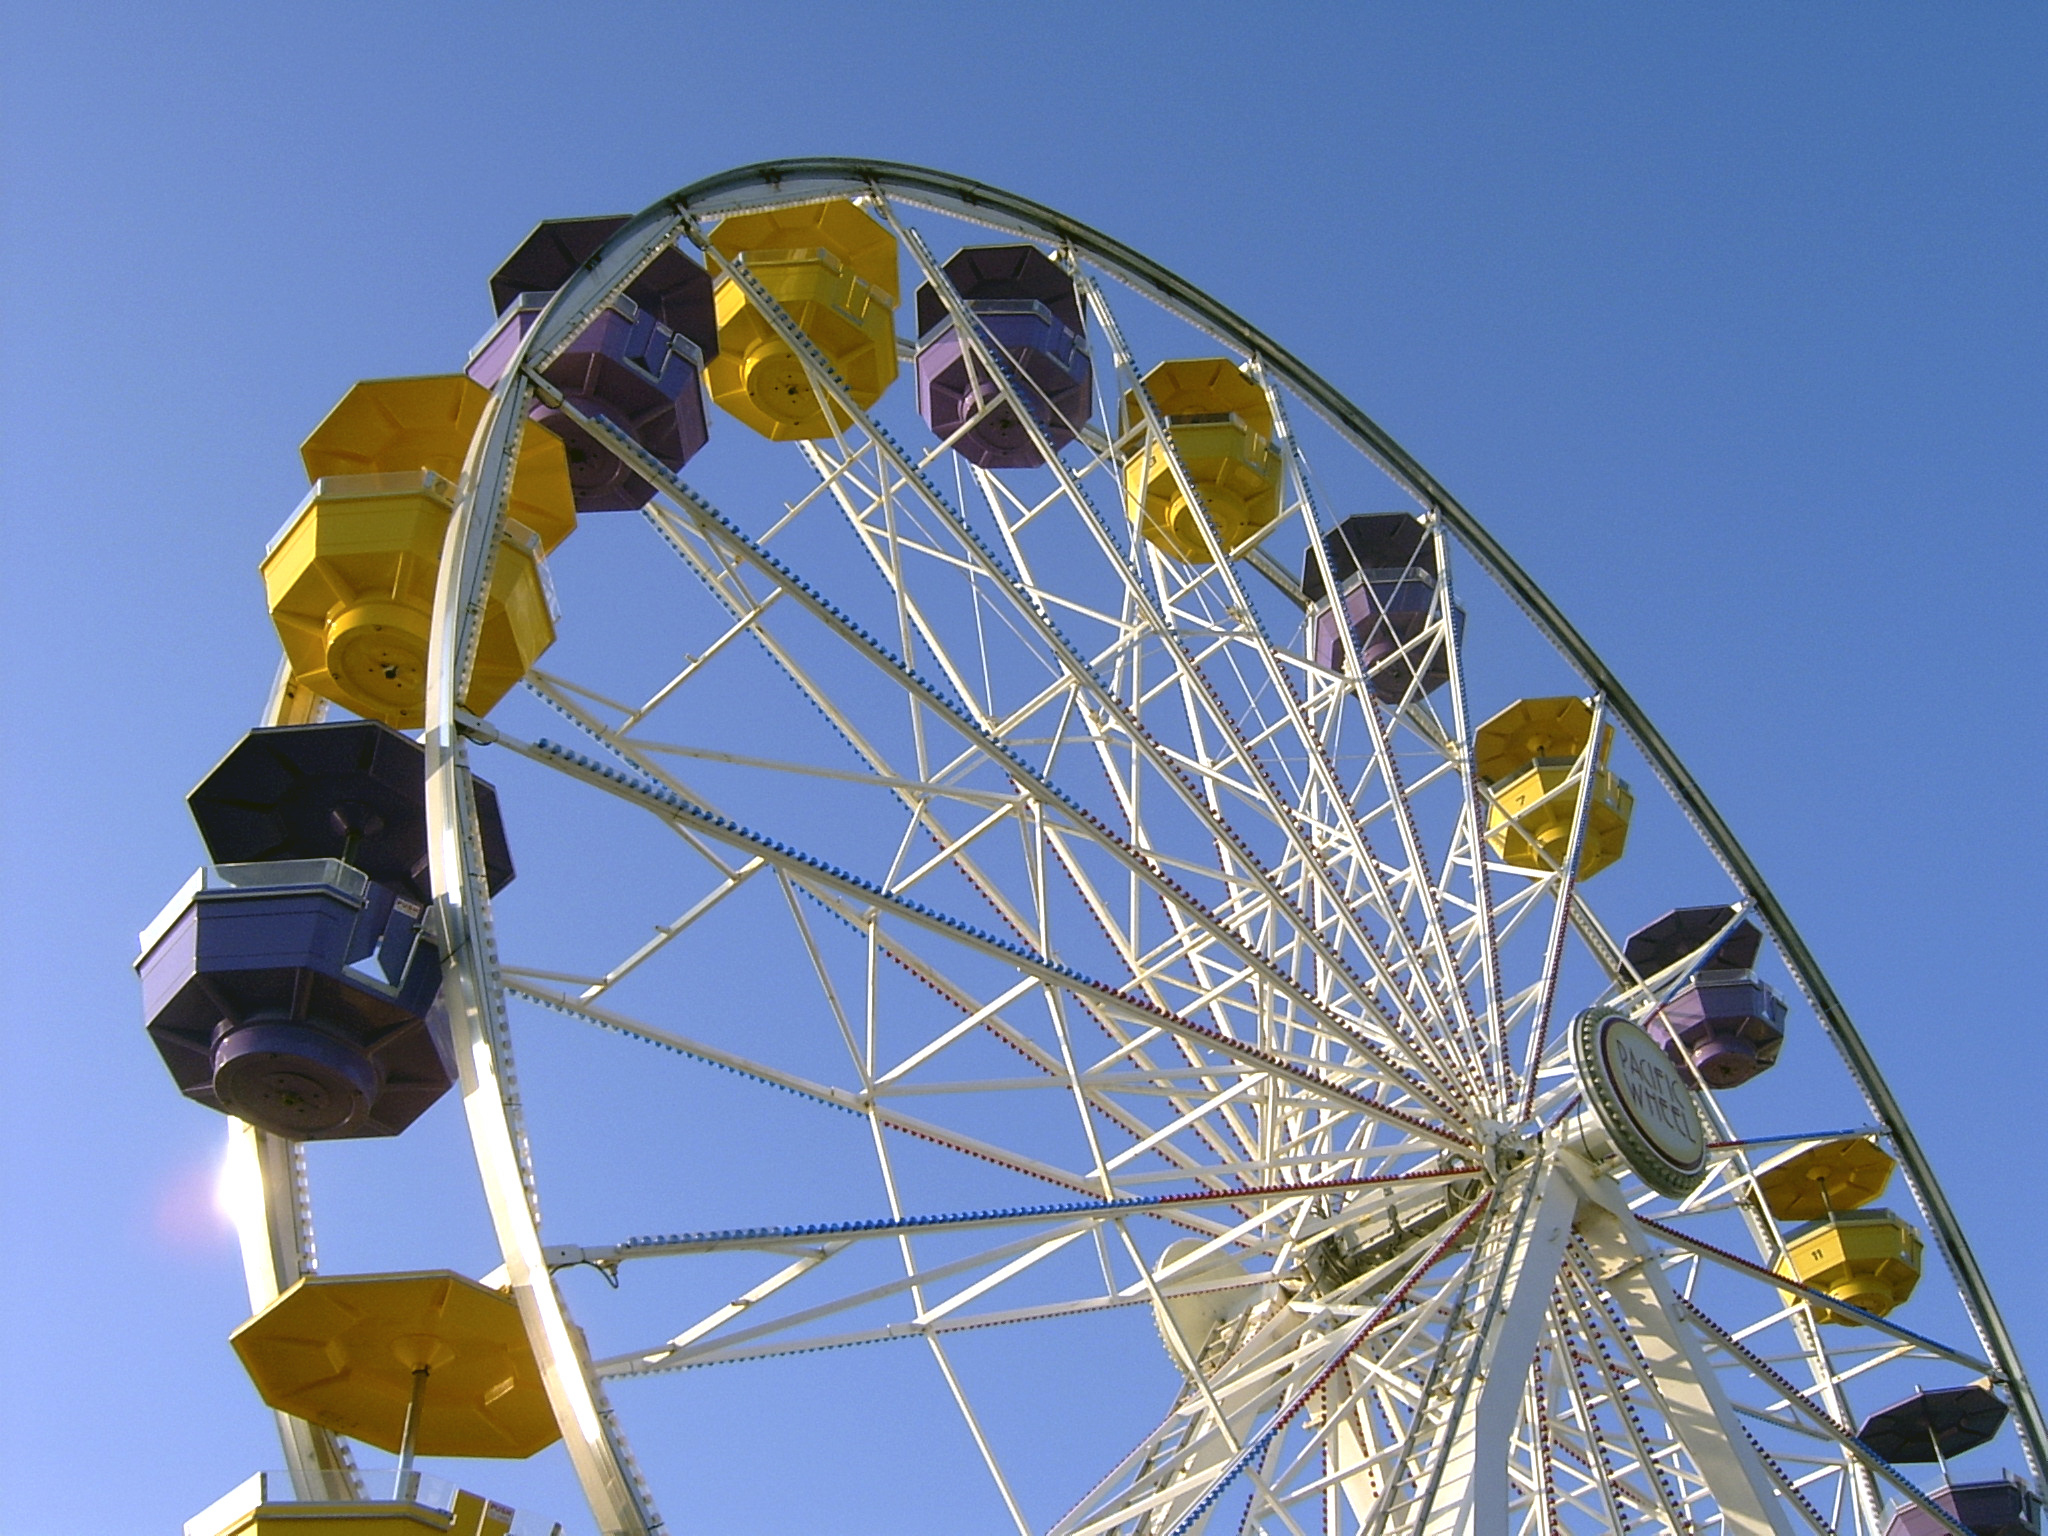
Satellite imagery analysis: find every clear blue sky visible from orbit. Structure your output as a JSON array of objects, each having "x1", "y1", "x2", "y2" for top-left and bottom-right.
[{"x1": 2, "y1": 4, "x2": 2043, "y2": 1533}]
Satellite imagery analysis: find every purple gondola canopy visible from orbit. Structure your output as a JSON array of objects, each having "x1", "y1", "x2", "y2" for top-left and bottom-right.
[
  {"x1": 1302, "y1": 515, "x2": 1459, "y2": 704},
  {"x1": 914, "y1": 245, "x2": 1092, "y2": 469},
  {"x1": 470, "y1": 215, "x2": 719, "y2": 512},
  {"x1": 1624, "y1": 906, "x2": 1787, "y2": 1089},
  {"x1": 487, "y1": 215, "x2": 719, "y2": 346},
  {"x1": 1624, "y1": 905, "x2": 1762, "y2": 975},
  {"x1": 187, "y1": 720, "x2": 512, "y2": 903},
  {"x1": 1859, "y1": 1383, "x2": 2009, "y2": 1464}
]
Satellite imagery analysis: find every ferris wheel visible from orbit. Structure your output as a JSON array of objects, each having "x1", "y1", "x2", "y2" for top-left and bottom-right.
[{"x1": 140, "y1": 160, "x2": 2043, "y2": 1536}]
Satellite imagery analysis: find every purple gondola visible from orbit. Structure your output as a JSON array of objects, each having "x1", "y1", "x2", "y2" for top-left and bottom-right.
[
  {"x1": 1625, "y1": 906, "x2": 1788, "y2": 1088},
  {"x1": 1302, "y1": 514, "x2": 1461, "y2": 704},
  {"x1": 1886, "y1": 1480, "x2": 2040, "y2": 1536},
  {"x1": 136, "y1": 723, "x2": 512, "y2": 1140},
  {"x1": 915, "y1": 245, "x2": 1091, "y2": 468},
  {"x1": 469, "y1": 215, "x2": 719, "y2": 511}
]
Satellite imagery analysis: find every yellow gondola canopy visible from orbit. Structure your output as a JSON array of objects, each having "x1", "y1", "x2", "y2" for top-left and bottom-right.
[
  {"x1": 705, "y1": 200, "x2": 900, "y2": 441},
  {"x1": 1473, "y1": 696, "x2": 1633, "y2": 878},
  {"x1": 300, "y1": 374, "x2": 577, "y2": 552},
  {"x1": 1754, "y1": 1135, "x2": 1895, "y2": 1223},
  {"x1": 266, "y1": 376, "x2": 570, "y2": 728},
  {"x1": 1473, "y1": 696, "x2": 1611, "y2": 784},
  {"x1": 231, "y1": 1271, "x2": 561, "y2": 1460},
  {"x1": 1118, "y1": 358, "x2": 1282, "y2": 563}
]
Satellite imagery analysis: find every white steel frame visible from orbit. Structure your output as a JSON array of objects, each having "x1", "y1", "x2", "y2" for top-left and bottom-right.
[{"x1": 220, "y1": 161, "x2": 2040, "y2": 1536}]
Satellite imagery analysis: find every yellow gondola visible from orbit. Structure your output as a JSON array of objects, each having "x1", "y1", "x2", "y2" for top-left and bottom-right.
[
  {"x1": 1119, "y1": 358, "x2": 1282, "y2": 562},
  {"x1": 1474, "y1": 696, "x2": 1633, "y2": 877},
  {"x1": 263, "y1": 376, "x2": 574, "y2": 727},
  {"x1": 704, "y1": 200, "x2": 899, "y2": 440}
]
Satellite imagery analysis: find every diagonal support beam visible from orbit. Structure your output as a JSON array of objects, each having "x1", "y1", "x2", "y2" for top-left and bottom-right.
[
  {"x1": 1415, "y1": 1158, "x2": 1578, "y2": 1536},
  {"x1": 1563, "y1": 1156, "x2": 1797, "y2": 1536}
]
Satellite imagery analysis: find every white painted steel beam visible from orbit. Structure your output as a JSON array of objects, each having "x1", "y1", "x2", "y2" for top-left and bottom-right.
[
  {"x1": 224, "y1": 1121, "x2": 362, "y2": 1499},
  {"x1": 429, "y1": 318, "x2": 661, "y2": 1532},
  {"x1": 1412, "y1": 1160, "x2": 1577, "y2": 1536},
  {"x1": 1565, "y1": 1157, "x2": 1797, "y2": 1536}
]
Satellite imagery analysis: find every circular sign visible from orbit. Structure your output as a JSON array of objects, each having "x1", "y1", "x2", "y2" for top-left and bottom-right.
[{"x1": 1570, "y1": 1007, "x2": 1707, "y2": 1197}]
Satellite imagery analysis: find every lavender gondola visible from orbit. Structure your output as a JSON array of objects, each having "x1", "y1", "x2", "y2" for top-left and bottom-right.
[
  {"x1": 915, "y1": 245, "x2": 1091, "y2": 468},
  {"x1": 1886, "y1": 1480, "x2": 2041, "y2": 1536},
  {"x1": 138, "y1": 861, "x2": 446, "y2": 1139},
  {"x1": 1625, "y1": 905, "x2": 1788, "y2": 1088},
  {"x1": 1302, "y1": 514, "x2": 1461, "y2": 703},
  {"x1": 136, "y1": 723, "x2": 513, "y2": 1140},
  {"x1": 469, "y1": 215, "x2": 719, "y2": 512}
]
